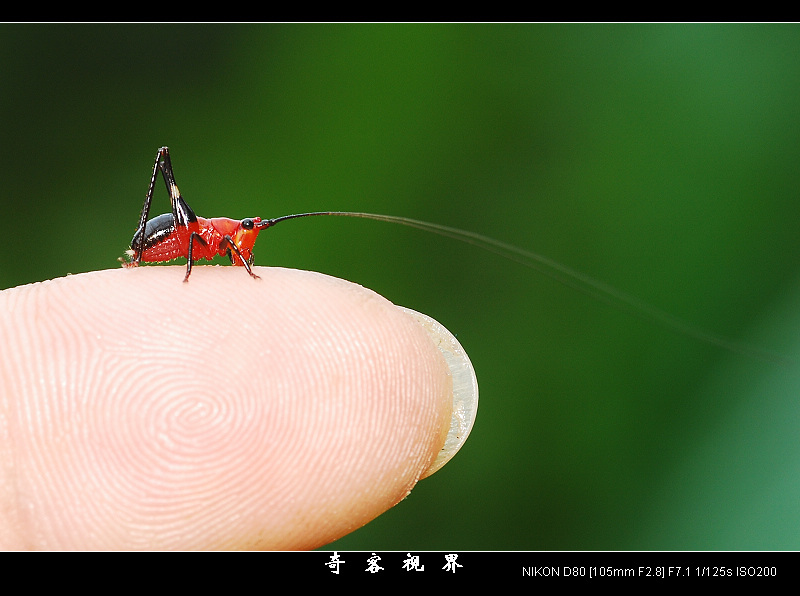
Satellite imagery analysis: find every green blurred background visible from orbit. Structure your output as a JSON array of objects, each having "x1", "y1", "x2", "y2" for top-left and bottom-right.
[{"x1": 2, "y1": 24, "x2": 799, "y2": 550}]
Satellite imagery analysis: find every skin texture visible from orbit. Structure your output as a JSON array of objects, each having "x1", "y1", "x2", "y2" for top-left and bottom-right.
[{"x1": 0, "y1": 266, "x2": 454, "y2": 550}]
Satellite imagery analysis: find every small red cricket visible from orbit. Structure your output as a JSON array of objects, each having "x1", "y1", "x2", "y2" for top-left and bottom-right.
[{"x1": 123, "y1": 146, "x2": 335, "y2": 281}]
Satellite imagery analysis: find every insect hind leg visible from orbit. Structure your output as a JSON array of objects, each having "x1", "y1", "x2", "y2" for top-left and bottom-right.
[{"x1": 131, "y1": 147, "x2": 168, "y2": 264}]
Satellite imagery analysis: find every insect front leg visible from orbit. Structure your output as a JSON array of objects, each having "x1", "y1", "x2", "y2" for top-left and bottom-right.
[{"x1": 220, "y1": 236, "x2": 260, "y2": 280}]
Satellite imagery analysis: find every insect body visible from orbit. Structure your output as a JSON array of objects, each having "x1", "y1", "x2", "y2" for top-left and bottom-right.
[
  {"x1": 124, "y1": 147, "x2": 274, "y2": 281},
  {"x1": 124, "y1": 147, "x2": 389, "y2": 281}
]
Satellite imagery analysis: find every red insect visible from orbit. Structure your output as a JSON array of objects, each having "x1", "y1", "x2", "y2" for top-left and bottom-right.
[{"x1": 125, "y1": 147, "x2": 305, "y2": 281}]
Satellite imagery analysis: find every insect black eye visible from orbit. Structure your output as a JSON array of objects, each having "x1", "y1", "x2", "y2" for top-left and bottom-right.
[{"x1": 242, "y1": 218, "x2": 254, "y2": 230}]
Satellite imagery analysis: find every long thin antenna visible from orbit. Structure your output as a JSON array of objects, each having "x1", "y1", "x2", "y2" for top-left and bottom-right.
[{"x1": 260, "y1": 211, "x2": 791, "y2": 365}]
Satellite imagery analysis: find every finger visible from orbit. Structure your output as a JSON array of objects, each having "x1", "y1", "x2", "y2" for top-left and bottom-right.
[{"x1": 0, "y1": 266, "x2": 465, "y2": 550}]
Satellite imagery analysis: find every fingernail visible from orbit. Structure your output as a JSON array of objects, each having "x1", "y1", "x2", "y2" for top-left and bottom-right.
[{"x1": 399, "y1": 307, "x2": 479, "y2": 478}]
